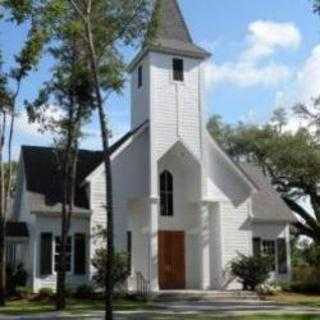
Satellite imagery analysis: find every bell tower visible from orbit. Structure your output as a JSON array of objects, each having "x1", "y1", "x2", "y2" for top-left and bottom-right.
[{"x1": 129, "y1": 0, "x2": 211, "y2": 161}]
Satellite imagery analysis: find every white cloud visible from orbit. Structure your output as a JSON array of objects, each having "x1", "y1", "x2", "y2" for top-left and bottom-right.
[
  {"x1": 268, "y1": 44, "x2": 320, "y2": 134},
  {"x1": 205, "y1": 20, "x2": 301, "y2": 88},
  {"x1": 296, "y1": 45, "x2": 320, "y2": 103},
  {"x1": 243, "y1": 21, "x2": 301, "y2": 61},
  {"x1": 15, "y1": 105, "x2": 65, "y2": 142},
  {"x1": 206, "y1": 60, "x2": 290, "y2": 88}
]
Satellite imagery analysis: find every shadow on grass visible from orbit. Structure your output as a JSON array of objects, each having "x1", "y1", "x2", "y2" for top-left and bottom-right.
[{"x1": 0, "y1": 298, "x2": 153, "y2": 316}]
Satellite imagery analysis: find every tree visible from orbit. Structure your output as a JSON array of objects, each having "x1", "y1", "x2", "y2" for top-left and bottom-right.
[
  {"x1": 0, "y1": 12, "x2": 44, "y2": 305},
  {"x1": 207, "y1": 104, "x2": 320, "y2": 244},
  {"x1": 26, "y1": 33, "x2": 94, "y2": 309},
  {"x1": 51, "y1": 2, "x2": 153, "y2": 318},
  {"x1": 5, "y1": 1, "x2": 154, "y2": 317}
]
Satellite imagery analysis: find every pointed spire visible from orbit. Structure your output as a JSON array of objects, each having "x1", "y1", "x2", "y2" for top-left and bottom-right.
[
  {"x1": 151, "y1": 0, "x2": 193, "y2": 44},
  {"x1": 129, "y1": 0, "x2": 210, "y2": 71}
]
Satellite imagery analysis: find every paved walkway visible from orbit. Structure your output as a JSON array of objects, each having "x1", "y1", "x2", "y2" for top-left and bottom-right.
[{"x1": 1, "y1": 298, "x2": 320, "y2": 319}]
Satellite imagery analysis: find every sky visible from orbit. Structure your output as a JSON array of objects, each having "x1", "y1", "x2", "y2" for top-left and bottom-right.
[{"x1": 0, "y1": 0, "x2": 320, "y2": 159}]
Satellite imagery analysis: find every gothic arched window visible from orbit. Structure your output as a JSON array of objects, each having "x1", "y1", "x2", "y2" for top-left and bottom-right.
[{"x1": 160, "y1": 171, "x2": 174, "y2": 216}]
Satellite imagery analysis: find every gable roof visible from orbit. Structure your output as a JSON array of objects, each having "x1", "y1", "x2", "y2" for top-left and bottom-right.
[
  {"x1": 128, "y1": 0, "x2": 211, "y2": 71},
  {"x1": 21, "y1": 121, "x2": 148, "y2": 215},
  {"x1": 240, "y1": 163, "x2": 296, "y2": 223}
]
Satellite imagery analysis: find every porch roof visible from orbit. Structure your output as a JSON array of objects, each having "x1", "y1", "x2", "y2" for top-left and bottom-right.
[
  {"x1": 6, "y1": 222, "x2": 29, "y2": 238},
  {"x1": 239, "y1": 163, "x2": 296, "y2": 223}
]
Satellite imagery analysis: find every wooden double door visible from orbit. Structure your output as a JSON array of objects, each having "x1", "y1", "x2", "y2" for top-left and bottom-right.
[{"x1": 158, "y1": 231, "x2": 186, "y2": 290}]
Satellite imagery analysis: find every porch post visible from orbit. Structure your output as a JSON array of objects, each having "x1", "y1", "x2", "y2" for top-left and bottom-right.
[
  {"x1": 199, "y1": 201, "x2": 211, "y2": 290},
  {"x1": 148, "y1": 197, "x2": 159, "y2": 292}
]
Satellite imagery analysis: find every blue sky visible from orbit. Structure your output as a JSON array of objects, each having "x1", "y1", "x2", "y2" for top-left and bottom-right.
[{"x1": 0, "y1": 0, "x2": 320, "y2": 158}]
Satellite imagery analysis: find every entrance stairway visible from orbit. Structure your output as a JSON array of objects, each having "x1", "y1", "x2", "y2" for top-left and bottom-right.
[{"x1": 152, "y1": 290, "x2": 260, "y2": 302}]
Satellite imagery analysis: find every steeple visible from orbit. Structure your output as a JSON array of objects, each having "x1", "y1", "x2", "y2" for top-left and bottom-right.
[
  {"x1": 150, "y1": 0, "x2": 193, "y2": 44},
  {"x1": 129, "y1": 0, "x2": 211, "y2": 71}
]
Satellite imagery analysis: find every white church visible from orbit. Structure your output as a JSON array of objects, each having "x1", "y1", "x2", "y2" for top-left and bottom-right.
[{"x1": 6, "y1": 0, "x2": 295, "y2": 293}]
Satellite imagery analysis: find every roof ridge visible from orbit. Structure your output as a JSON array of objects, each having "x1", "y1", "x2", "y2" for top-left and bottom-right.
[{"x1": 21, "y1": 145, "x2": 103, "y2": 154}]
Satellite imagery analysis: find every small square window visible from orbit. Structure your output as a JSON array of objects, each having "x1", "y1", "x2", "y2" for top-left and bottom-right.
[
  {"x1": 138, "y1": 65, "x2": 143, "y2": 88},
  {"x1": 173, "y1": 58, "x2": 184, "y2": 82}
]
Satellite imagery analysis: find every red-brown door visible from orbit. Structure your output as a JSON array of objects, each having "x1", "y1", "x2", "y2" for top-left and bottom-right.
[{"x1": 158, "y1": 231, "x2": 186, "y2": 290}]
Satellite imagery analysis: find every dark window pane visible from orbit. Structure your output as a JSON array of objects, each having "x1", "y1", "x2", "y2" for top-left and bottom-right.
[
  {"x1": 40, "y1": 233, "x2": 52, "y2": 276},
  {"x1": 127, "y1": 231, "x2": 132, "y2": 274},
  {"x1": 253, "y1": 238, "x2": 261, "y2": 257},
  {"x1": 74, "y1": 234, "x2": 86, "y2": 275},
  {"x1": 277, "y1": 238, "x2": 288, "y2": 274},
  {"x1": 138, "y1": 65, "x2": 143, "y2": 88},
  {"x1": 166, "y1": 173, "x2": 173, "y2": 191},
  {"x1": 173, "y1": 58, "x2": 184, "y2": 82},
  {"x1": 167, "y1": 193, "x2": 173, "y2": 216},
  {"x1": 160, "y1": 173, "x2": 166, "y2": 191},
  {"x1": 55, "y1": 236, "x2": 72, "y2": 272},
  {"x1": 262, "y1": 240, "x2": 276, "y2": 271},
  {"x1": 160, "y1": 171, "x2": 174, "y2": 216}
]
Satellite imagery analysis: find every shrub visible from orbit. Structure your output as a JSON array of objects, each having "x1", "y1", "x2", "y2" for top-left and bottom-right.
[
  {"x1": 256, "y1": 283, "x2": 281, "y2": 296},
  {"x1": 230, "y1": 254, "x2": 272, "y2": 291},
  {"x1": 92, "y1": 249, "x2": 130, "y2": 291},
  {"x1": 38, "y1": 287, "x2": 54, "y2": 299},
  {"x1": 74, "y1": 284, "x2": 95, "y2": 299},
  {"x1": 14, "y1": 263, "x2": 28, "y2": 287},
  {"x1": 6, "y1": 263, "x2": 28, "y2": 296},
  {"x1": 16, "y1": 286, "x2": 33, "y2": 299}
]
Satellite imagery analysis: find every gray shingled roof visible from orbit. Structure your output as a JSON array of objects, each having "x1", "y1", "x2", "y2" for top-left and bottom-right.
[
  {"x1": 240, "y1": 163, "x2": 296, "y2": 223},
  {"x1": 21, "y1": 121, "x2": 147, "y2": 215},
  {"x1": 129, "y1": 0, "x2": 211, "y2": 71}
]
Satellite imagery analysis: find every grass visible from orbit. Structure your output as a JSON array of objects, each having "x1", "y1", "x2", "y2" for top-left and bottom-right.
[
  {"x1": 176, "y1": 316, "x2": 320, "y2": 320},
  {"x1": 267, "y1": 292, "x2": 320, "y2": 308},
  {"x1": 0, "y1": 292, "x2": 320, "y2": 318},
  {"x1": 0, "y1": 297, "x2": 150, "y2": 316}
]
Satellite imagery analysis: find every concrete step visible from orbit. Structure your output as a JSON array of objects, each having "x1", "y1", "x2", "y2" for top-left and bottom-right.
[{"x1": 152, "y1": 290, "x2": 260, "y2": 302}]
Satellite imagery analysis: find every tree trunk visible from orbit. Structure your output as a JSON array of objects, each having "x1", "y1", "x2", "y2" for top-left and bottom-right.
[
  {"x1": 56, "y1": 204, "x2": 68, "y2": 310},
  {"x1": 85, "y1": 20, "x2": 114, "y2": 320},
  {"x1": 56, "y1": 129, "x2": 78, "y2": 310},
  {"x1": 0, "y1": 112, "x2": 6, "y2": 307},
  {"x1": 0, "y1": 217, "x2": 5, "y2": 307}
]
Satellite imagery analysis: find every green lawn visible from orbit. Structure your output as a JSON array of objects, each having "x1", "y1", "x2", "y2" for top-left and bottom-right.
[
  {"x1": 267, "y1": 292, "x2": 320, "y2": 308},
  {"x1": 0, "y1": 298, "x2": 149, "y2": 316},
  {"x1": 0, "y1": 293, "x2": 320, "y2": 319}
]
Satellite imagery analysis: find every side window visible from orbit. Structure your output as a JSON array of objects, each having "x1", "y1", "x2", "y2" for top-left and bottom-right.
[
  {"x1": 277, "y1": 238, "x2": 288, "y2": 274},
  {"x1": 173, "y1": 58, "x2": 184, "y2": 82},
  {"x1": 160, "y1": 170, "x2": 174, "y2": 216},
  {"x1": 262, "y1": 240, "x2": 276, "y2": 271},
  {"x1": 252, "y1": 237, "x2": 261, "y2": 257},
  {"x1": 138, "y1": 65, "x2": 143, "y2": 88},
  {"x1": 74, "y1": 234, "x2": 86, "y2": 275},
  {"x1": 54, "y1": 237, "x2": 72, "y2": 272},
  {"x1": 40, "y1": 233, "x2": 53, "y2": 276},
  {"x1": 127, "y1": 231, "x2": 132, "y2": 274}
]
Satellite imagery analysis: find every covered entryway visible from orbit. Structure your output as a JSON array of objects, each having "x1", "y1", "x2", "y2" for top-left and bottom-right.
[{"x1": 158, "y1": 231, "x2": 185, "y2": 290}]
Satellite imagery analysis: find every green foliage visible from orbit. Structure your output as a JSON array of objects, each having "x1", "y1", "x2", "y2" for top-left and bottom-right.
[
  {"x1": 74, "y1": 284, "x2": 95, "y2": 299},
  {"x1": 314, "y1": 0, "x2": 320, "y2": 14},
  {"x1": 6, "y1": 264, "x2": 28, "y2": 296},
  {"x1": 37, "y1": 287, "x2": 54, "y2": 299},
  {"x1": 282, "y1": 265, "x2": 320, "y2": 294},
  {"x1": 92, "y1": 249, "x2": 130, "y2": 291},
  {"x1": 207, "y1": 101, "x2": 320, "y2": 243},
  {"x1": 293, "y1": 241, "x2": 320, "y2": 267},
  {"x1": 230, "y1": 254, "x2": 272, "y2": 291}
]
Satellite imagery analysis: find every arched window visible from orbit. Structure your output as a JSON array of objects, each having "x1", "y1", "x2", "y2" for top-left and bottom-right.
[{"x1": 160, "y1": 171, "x2": 174, "y2": 216}]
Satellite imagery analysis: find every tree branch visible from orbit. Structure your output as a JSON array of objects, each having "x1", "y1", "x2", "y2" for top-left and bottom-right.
[{"x1": 283, "y1": 196, "x2": 320, "y2": 235}]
